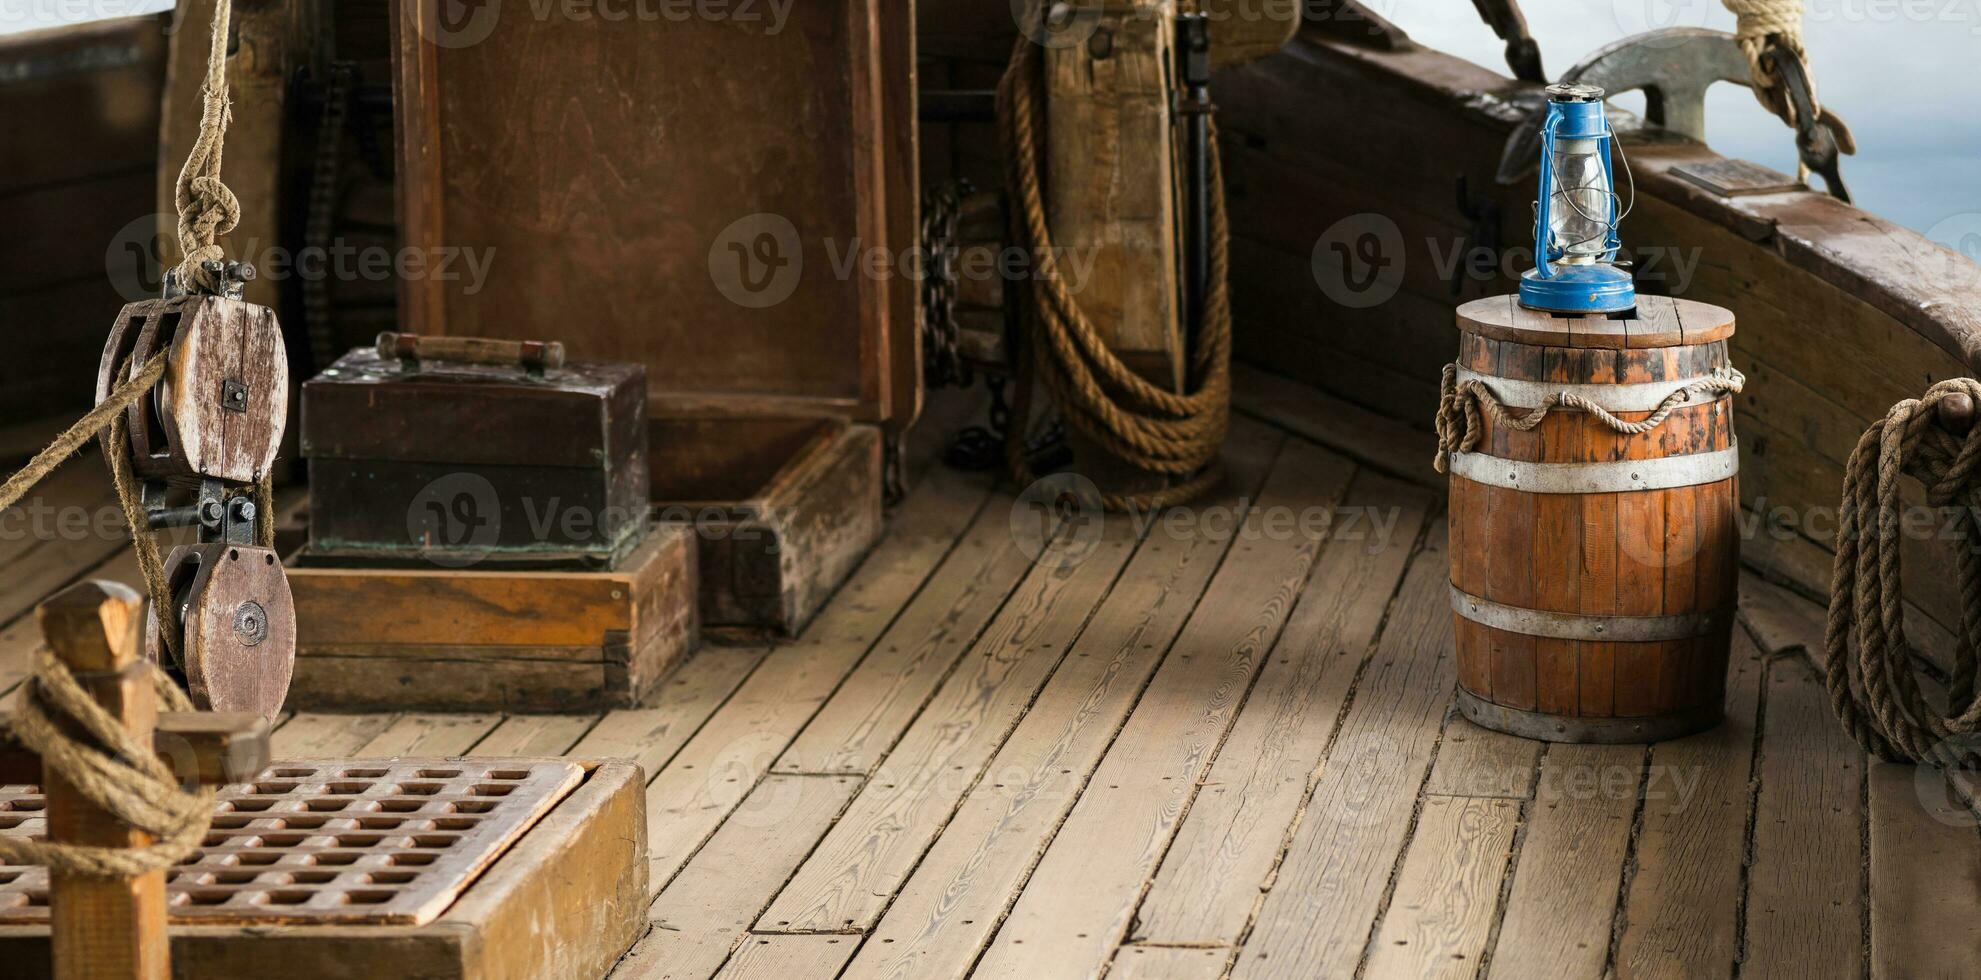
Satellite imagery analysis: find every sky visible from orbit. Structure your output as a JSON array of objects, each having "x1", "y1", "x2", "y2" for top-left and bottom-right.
[
  {"x1": 1382, "y1": 0, "x2": 1981, "y2": 249},
  {"x1": 5, "y1": 0, "x2": 1974, "y2": 249}
]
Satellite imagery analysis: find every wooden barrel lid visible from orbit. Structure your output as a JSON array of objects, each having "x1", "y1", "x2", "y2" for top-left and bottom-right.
[{"x1": 1455, "y1": 294, "x2": 1734, "y2": 349}]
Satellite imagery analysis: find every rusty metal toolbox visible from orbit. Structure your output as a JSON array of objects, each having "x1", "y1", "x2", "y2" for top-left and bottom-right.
[{"x1": 298, "y1": 335, "x2": 650, "y2": 571}]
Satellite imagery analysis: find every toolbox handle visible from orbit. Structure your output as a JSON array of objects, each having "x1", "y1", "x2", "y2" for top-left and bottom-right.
[{"x1": 377, "y1": 333, "x2": 567, "y2": 376}]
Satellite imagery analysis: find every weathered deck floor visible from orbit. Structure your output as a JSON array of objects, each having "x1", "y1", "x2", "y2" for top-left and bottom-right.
[{"x1": 3, "y1": 373, "x2": 1978, "y2": 979}]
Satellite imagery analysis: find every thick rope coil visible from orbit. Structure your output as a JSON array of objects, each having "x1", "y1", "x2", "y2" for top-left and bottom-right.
[
  {"x1": 997, "y1": 4, "x2": 1232, "y2": 513},
  {"x1": 1826, "y1": 379, "x2": 1981, "y2": 766},
  {"x1": 172, "y1": 0, "x2": 240, "y2": 294},
  {"x1": 1721, "y1": 0, "x2": 1816, "y2": 127},
  {"x1": 1432, "y1": 363, "x2": 1747, "y2": 473},
  {"x1": 0, "y1": 651, "x2": 213, "y2": 878}
]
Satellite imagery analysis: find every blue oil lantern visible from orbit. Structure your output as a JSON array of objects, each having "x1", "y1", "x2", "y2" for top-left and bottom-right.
[{"x1": 1519, "y1": 82, "x2": 1635, "y2": 314}]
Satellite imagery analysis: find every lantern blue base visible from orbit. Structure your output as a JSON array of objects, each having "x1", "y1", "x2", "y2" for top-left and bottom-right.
[{"x1": 1518, "y1": 265, "x2": 1636, "y2": 314}]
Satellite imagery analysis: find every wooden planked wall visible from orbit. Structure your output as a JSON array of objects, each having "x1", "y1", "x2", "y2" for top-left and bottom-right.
[{"x1": 0, "y1": 16, "x2": 170, "y2": 419}]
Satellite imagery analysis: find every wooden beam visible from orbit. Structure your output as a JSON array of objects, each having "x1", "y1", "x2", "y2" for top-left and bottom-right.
[{"x1": 0, "y1": 711, "x2": 269, "y2": 786}]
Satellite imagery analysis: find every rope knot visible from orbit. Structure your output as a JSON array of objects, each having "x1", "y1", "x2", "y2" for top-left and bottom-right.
[{"x1": 0, "y1": 650, "x2": 213, "y2": 878}]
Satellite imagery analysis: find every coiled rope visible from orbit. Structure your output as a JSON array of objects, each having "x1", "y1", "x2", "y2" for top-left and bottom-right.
[
  {"x1": 996, "y1": 4, "x2": 1232, "y2": 512},
  {"x1": 0, "y1": 651, "x2": 214, "y2": 877},
  {"x1": 1826, "y1": 379, "x2": 1981, "y2": 766},
  {"x1": 1432, "y1": 363, "x2": 1747, "y2": 473},
  {"x1": 1721, "y1": 0, "x2": 1820, "y2": 127}
]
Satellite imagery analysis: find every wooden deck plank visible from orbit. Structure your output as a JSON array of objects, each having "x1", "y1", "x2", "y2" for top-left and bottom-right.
[
  {"x1": 1613, "y1": 628, "x2": 1766, "y2": 979},
  {"x1": 638, "y1": 475, "x2": 1007, "y2": 891},
  {"x1": 610, "y1": 774, "x2": 860, "y2": 980},
  {"x1": 1869, "y1": 761, "x2": 1981, "y2": 980},
  {"x1": 0, "y1": 456, "x2": 126, "y2": 629},
  {"x1": 773, "y1": 493, "x2": 1036, "y2": 774},
  {"x1": 712, "y1": 935, "x2": 859, "y2": 980},
  {"x1": 1745, "y1": 653, "x2": 1865, "y2": 978},
  {"x1": 569, "y1": 648, "x2": 769, "y2": 774},
  {"x1": 470, "y1": 713, "x2": 601, "y2": 757},
  {"x1": 1421, "y1": 717, "x2": 1542, "y2": 801},
  {"x1": 1228, "y1": 521, "x2": 1454, "y2": 980},
  {"x1": 1486, "y1": 743, "x2": 1643, "y2": 980},
  {"x1": 271, "y1": 712, "x2": 401, "y2": 759},
  {"x1": 1230, "y1": 361, "x2": 1439, "y2": 488},
  {"x1": 355, "y1": 712, "x2": 504, "y2": 756},
  {"x1": 1108, "y1": 946, "x2": 1231, "y2": 980},
  {"x1": 757, "y1": 501, "x2": 1152, "y2": 933},
  {"x1": 1363, "y1": 795, "x2": 1520, "y2": 980},
  {"x1": 1134, "y1": 473, "x2": 1430, "y2": 945},
  {"x1": 977, "y1": 443, "x2": 1366, "y2": 979},
  {"x1": 833, "y1": 427, "x2": 1294, "y2": 975}
]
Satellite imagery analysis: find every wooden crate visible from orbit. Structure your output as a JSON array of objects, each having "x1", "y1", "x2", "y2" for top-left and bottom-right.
[
  {"x1": 285, "y1": 523, "x2": 697, "y2": 712},
  {"x1": 0, "y1": 760, "x2": 648, "y2": 979},
  {"x1": 391, "y1": 1, "x2": 913, "y2": 631},
  {"x1": 653, "y1": 417, "x2": 883, "y2": 632}
]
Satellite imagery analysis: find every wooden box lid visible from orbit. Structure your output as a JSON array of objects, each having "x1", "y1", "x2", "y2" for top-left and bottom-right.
[
  {"x1": 301, "y1": 348, "x2": 646, "y2": 470},
  {"x1": 1455, "y1": 295, "x2": 1735, "y2": 349},
  {"x1": 393, "y1": 2, "x2": 919, "y2": 428}
]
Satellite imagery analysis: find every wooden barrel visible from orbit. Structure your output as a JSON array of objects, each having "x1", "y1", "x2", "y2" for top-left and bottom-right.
[{"x1": 1447, "y1": 295, "x2": 1739, "y2": 743}]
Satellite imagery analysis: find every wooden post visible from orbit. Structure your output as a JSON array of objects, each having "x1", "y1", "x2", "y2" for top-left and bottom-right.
[
  {"x1": 35, "y1": 580, "x2": 168, "y2": 980},
  {"x1": 1045, "y1": 1, "x2": 1185, "y2": 392}
]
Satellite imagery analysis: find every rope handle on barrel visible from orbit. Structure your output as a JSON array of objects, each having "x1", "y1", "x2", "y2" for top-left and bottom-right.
[
  {"x1": 1433, "y1": 363, "x2": 1746, "y2": 473},
  {"x1": 1827, "y1": 378, "x2": 1981, "y2": 767}
]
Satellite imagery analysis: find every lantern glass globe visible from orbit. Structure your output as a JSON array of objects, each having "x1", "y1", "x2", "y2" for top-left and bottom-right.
[{"x1": 1550, "y1": 137, "x2": 1612, "y2": 262}]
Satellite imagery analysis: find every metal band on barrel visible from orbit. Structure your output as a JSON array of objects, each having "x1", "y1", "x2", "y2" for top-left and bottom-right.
[
  {"x1": 1454, "y1": 367, "x2": 1730, "y2": 413},
  {"x1": 1446, "y1": 443, "x2": 1738, "y2": 494},
  {"x1": 1450, "y1": 586, "x2": 1731, "y2": 642}
]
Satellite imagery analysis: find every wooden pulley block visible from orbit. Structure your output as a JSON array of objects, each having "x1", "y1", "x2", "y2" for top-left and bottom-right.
[
  {"x1": 145, "y1": 543, "x2": 296, "y2": 721},
  {"x1": 96, "y1": 294, "x2": 289, "y2": 484}
]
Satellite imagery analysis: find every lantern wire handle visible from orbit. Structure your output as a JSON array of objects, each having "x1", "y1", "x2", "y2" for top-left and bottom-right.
[{"x1": 1543, "y1": 113, "x2": 1637, "y2": 262}]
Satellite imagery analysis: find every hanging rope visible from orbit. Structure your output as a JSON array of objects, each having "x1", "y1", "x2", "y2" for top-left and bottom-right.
[
  {"x1": 1826, "y1": 379, "x2": 1981, "y2": 766},
  {"x1": 1432, "y1": 363, "x2": 1747, "y2": 473},
  {"x1": 996, "y1": 6, "x2": 1232, "y2": 513},
  {"x1": 0, "y1": 651, "x2": 214, "y2": 877},
  {"x1": 173, "y1": 0, "x2": 241, "y2": 295}
]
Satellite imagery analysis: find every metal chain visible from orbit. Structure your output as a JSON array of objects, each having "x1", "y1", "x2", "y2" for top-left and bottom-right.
[{"x1": 921, "y1": 180, "x2": 972, "y2": 390}]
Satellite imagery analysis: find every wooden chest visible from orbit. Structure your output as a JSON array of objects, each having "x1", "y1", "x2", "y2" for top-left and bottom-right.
[
  {"x1": 299, "y1": 341, "x2": 649, "y2": 570},
  {"x1": 391, "y1": 1, "x2": 920, "y2": 631},
  {"x1": 289, "y1": 340, "x2": 696, "y2": 712}
]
